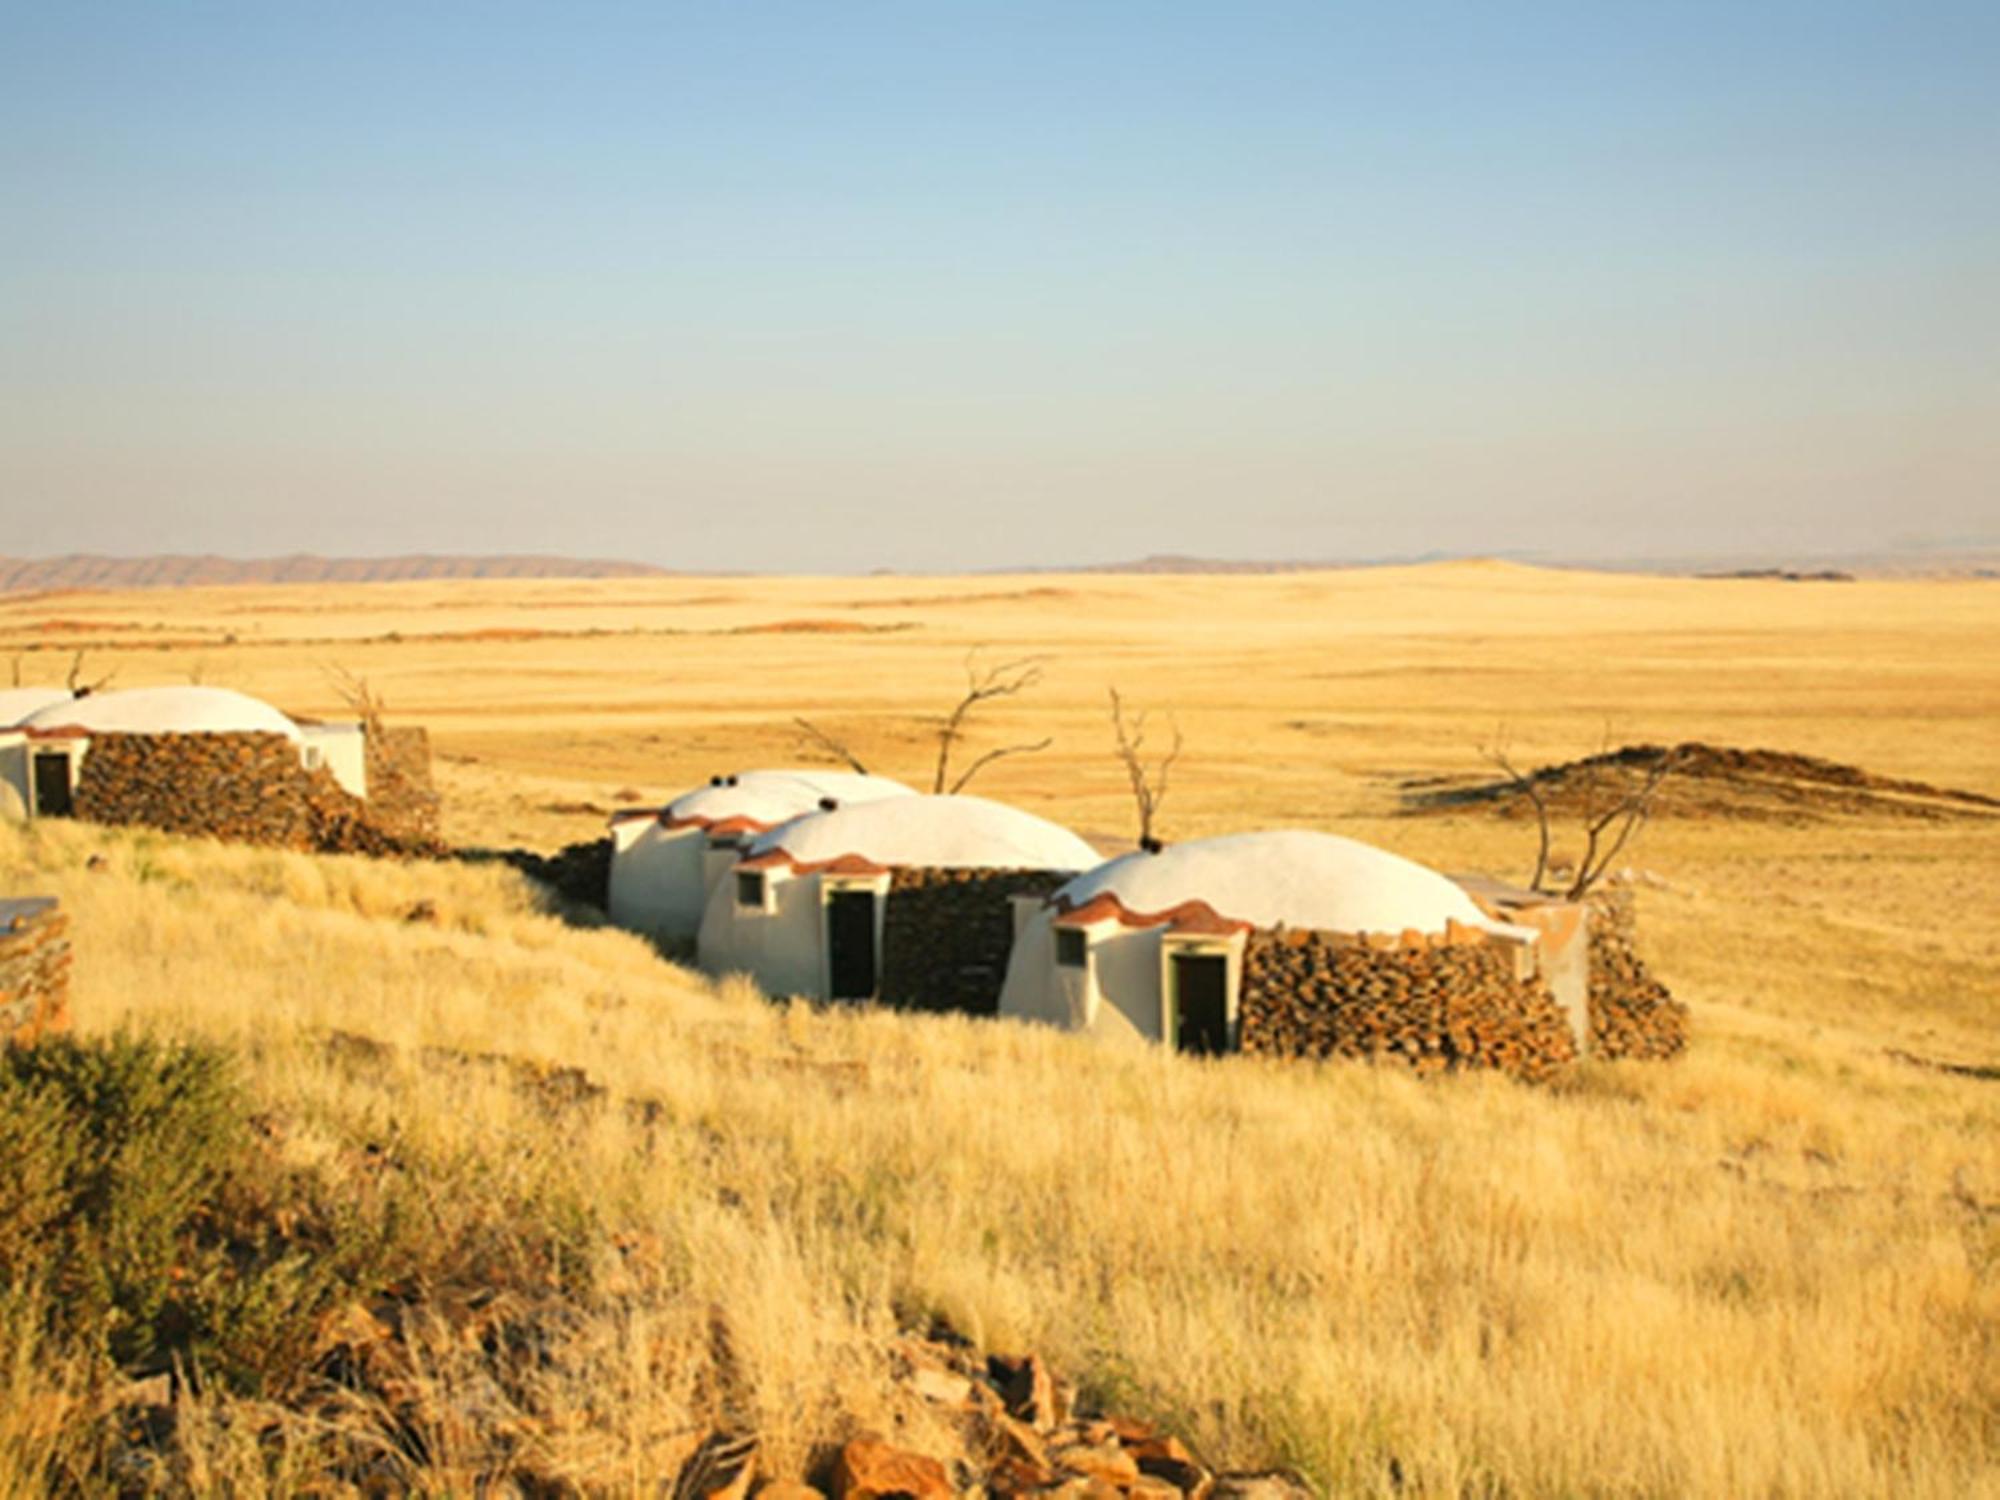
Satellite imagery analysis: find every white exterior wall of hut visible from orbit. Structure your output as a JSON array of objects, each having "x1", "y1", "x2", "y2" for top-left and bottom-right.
[
  {"x1": 607, "y1": 816, "x2": 765, "y2": 944},
  {"x1": 1000, "y1": 906, "x2": 1250, "y2": 1047},
  {"x1": 298, "y1": 723, "x2": 368, "y2": 798},
  {"x1": 696, "y1": 864, "x2": 893, "y2": 1001},
  {"x1": 0, "y1": 734, "x2": 26, "y2": 819}
]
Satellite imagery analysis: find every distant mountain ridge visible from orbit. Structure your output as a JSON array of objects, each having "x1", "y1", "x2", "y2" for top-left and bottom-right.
[{"x1": 0, "y1": 554, "x2": 675, "y2": 593}]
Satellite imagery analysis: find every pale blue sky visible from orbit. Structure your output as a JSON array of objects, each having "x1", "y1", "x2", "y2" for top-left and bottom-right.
[{"x1": 2, "y1": 2, "x2": 1993, "y2": 570}]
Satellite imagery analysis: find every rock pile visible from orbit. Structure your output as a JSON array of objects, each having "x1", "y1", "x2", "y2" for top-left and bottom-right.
[
  {"x1": 69, "y1": 731, "x2": 441, "y2": 857},
  {"x1": 0, "y1": 897, "x2": 70, "y2": 1046},
  {"x1": 1239, "y1": 930, "x2": 1578, "y2": 1083},
  {"x1": 880, "y1": 868, "x2": 1069, "y2": 1016},
  {"x1": 1586, "y1": 890, "x2": 1689, "y2": 1060},
  {"x1": 692, "y1": 1332, "x2": 1309, "y2": 1500},
  {"x1": 361, "y1": 726, "x2": 442, "y2": 846}
]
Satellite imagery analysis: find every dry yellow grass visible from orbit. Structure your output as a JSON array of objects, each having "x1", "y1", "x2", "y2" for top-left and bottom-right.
[{"x1": 0, "y1": 563, "x2": 1995, "y2": 1495}]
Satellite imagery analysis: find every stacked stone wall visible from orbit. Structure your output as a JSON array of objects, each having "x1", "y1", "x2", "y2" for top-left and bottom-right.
[
  {"x1": 1586, "y1": 890, "x2": 1689, "y2": 1060},
  {"x1": 0, "y1": 898, "x2": 70, "y2": 1046},
  {"x1": 1239, "y1": 929, "x2": 1578, "y2": 1083},
  {"x1": 361, "y1": 725, "x2": 441, "y2": 846},
  {"x1": 880, "y1": 867, "x2": 1070, "y2": 1015},
  {"x1": 72, "y1": 732, "x2": 441, "y2": 858}
]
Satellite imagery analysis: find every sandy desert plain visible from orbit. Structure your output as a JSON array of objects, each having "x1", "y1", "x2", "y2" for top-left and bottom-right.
[{"x1": 0, "y1": 561, "x2": 1995, "y2": 1496}]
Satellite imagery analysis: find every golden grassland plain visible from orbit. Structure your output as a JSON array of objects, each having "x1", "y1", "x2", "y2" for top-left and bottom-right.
[{"x1": 0, "y1": 563, "x2": 1995, "y2": 1495}]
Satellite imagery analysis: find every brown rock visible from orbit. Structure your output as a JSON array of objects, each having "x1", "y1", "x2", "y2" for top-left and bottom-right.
[
  {"x1": 909, "y1": 1366, "x2": 974, "y2": 1408},
  {"x1": 989, "y1": 1353, "x2": 1059, "y2": 1430},
  {"x1": 832, "y1": 1437, "x2": 953, "y2": 1500},
  {"x1": 1211, "y1": 1475, "x2": 1313, "y2": 1500},
  {"x1": 986, "y1": 1413, "x2": 1051, "y2": 1473},
  {"x1": 1053, "y1": 1443, "x2": 1139, "y2": 1487}
]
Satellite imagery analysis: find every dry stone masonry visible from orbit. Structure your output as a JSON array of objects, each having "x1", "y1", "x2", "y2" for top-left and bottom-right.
[
  {"x1": 880, "y1": 867, "x2": 1070, "y2": 1015},
  {"x1": 70, "y1": 731, "x2": 441, "y2": 857},
  {"x1": 1239, "y1": 929, "x2": 1579, "y2": 1083},
  {"x1": 0, "y1": 898, "x2": 70, "y2": 1046},
  {"x1": 1586, "y1": 889, "x2": 1689, "y2": 1060}
]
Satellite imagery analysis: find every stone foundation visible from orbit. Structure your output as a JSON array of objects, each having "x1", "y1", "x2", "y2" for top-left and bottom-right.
[
  {"x1": 880, "y1": 868, "x2": 1070, "y2": 1016},
  {"x1": 1586, "y1": 890, "x2": 1689, "y2": 1060},
  {"x1": 0, "y1": 898, "x2": 70, "y2": 1046},
  {"x1": 72, "y1": 731, "x2": 441, "y2": 857},
  {"x1": 1239, "y1": 929, "x2": 1578, "y2": 1083}
]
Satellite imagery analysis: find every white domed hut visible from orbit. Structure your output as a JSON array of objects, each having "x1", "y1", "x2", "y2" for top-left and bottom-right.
[
  {"x1": 998, "y1": 831, "x2": 1581, "y2": 1062},
  {"x1": 607, "y1": 769, "x2": 915, "y2": 943},
  {"x1": 0, "y1": 685, "x2": 434, "y2": 849},
  {"x1": 698, "y1": 794, "x2": 1099, "y2": 1006},
  {"x1": 0, "y1": 687, "x2": 76, "y2": 729}
]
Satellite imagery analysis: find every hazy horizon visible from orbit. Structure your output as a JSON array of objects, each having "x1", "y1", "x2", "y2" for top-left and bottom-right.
[{"x1": 4, "y1": 3, "x2": 1994, "y2": 572}]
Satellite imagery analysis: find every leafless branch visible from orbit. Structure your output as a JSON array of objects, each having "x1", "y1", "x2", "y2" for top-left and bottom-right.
[
  {"x1": 1481, "y1": 728, "x2": 1554, "y2": 893},
  {"x1": 1111, "y1": 687, "x2": 1183, "y2": 849},
  {"x1": 324, "y1": 663, "x2": 387, "y2": 735},
  {"x1": 947, "y1": 737, "x2": 1053, "y2": 795},
  {"x1": 65, "y1": 650, "x2": 116, "y2": 698},
  {"x1": 932, "y1": 647, "x2": 1048, "y2": 794},
  {"x1": 792, "y1": 716, "x2": 869, "y2": 775},
  {"x1": 1564, "y1": 746, "x2": 1681, "y2": 900}
]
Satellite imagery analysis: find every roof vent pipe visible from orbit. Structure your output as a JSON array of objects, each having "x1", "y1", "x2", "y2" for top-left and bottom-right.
[
  {"x1": 818, "y1": 796, "x2": 839, "y2": 811},
  {"x1": 1139, "y1": 836, "x2": 1165, "y2": 855}
]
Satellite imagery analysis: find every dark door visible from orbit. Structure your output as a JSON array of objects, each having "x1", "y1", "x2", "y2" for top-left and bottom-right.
[
  {"x1": 1173, "y1": 953, "x2": 1231, "y2": 1054},
  {"x1": 825, "y1": 890, "x2": 878, "y2": 1000},
  {"x1": 31, "y1": 754, "x2": 73, "y2": 818}
]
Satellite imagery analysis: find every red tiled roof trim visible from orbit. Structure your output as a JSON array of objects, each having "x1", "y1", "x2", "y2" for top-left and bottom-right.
[
  {"x1": 1051, "y1": 892, "x2": 1253, "y2": 936},
  {"x1": 735, "y1": 849, "x2": 890, "y2": 877}
]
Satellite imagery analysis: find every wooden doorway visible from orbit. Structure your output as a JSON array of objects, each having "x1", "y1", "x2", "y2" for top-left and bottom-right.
[
  {"x1": 1172, "y1": 951, "x2": 1230, "y2": 1054},
  {"x1": 825, "y1": 889, "x2": 878, "y2": 1000},
  {"x1": 31, "y1": 753, "x2": 73, "y2": 818}
]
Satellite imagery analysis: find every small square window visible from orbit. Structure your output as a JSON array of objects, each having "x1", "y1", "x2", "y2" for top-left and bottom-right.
[
  {"x1": 1055, "y1": 927, "x2": 1088, "y2": 968},
  {"x1": 736, "y1": 871, "x2": 767, "y2": 909},
  {"x1": 708, "y1": 833, "x2": 742, "y2": 852}
]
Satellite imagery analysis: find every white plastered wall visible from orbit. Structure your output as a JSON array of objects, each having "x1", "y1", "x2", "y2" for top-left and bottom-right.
[
  {"x1": 999, "y1": 909, "x2": 1159, "y2": 1044},
  {"x1": 697, "y1": 866, "x2": 824, "y2": 999},
  {"x1": 608, "y1": 820, "x2": 708, "y2": 940},
  {"x1": 299, "y1": 724, "x2": 368, "y2": 797},
  {"x1": 1000, "y1": 910, "x2": 1250, "y2": 1048},
  {"x1": 0, "y1": 735, "x2": 26, "y2": 820}
]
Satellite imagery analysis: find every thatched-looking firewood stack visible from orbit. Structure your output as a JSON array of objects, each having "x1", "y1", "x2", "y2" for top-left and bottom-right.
[
  {"x1": 1586, "y1": 889, "x2": 1689, "y2": 1059},
  {"x1": 881, "y1": 867, "x2": 1069, "y2": 1015},
  {"x1": 0, "y1": 898, "x2": 70, "y2": 1047},
  {"x1": 1239, "y1": 929, "x2": 1579, "y2": 1083}
]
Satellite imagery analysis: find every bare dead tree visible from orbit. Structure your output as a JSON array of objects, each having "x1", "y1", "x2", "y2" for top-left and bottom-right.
[
  {"x1": 8, "y1": 654, "x2": 20, "y2": 689},
  {"x1": 933, "y1": 648, "x2": 1052, "y2": 795},
  {"x1": 1482, "y1": 725, "x2": 1680, "y2": 899},
  {"x1": 1481, "y1": 729, "x2": 1554, "y2": 893},
  {"x1": 791, "y1": 716, "x2": 869, "y2": 775},
  {"x1": 1110, "y1": 686, "x2": 1182, "y2": 850},
  {"x1": 66, "y1": 650, "x2": 116, "y2": 698},
  {"x1": 324, "y1": 663, "x2": 387, "y2": 737},
  {"x1": 184, "y1": 655, "x2": 208, "y2": 686},
  {"x1": 1564, "y1": 743, "x2": 1681, "y2": 899}
]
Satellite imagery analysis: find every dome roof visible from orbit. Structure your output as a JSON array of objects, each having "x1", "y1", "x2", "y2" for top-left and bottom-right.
[
  {"x1": 1052, "y1": 830, "x2": 1509, "y2": 937},
  {"x1": 747, "y1": 794, "x2": 1099, "y2": 874},
  {"x1": 22, "y1": 686, "x2": 302, "y2": 742},
  {"x1": 0, "y1": 687, "x2": 75, "y2": 729},
  {"x1": 661, "y1": 769, "x2": 914, "y2": 832}
]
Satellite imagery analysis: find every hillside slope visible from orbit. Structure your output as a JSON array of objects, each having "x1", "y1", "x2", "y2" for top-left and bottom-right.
[{"x1": 0, "y1": 816, "x2": 1992, "y2": 1496}]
